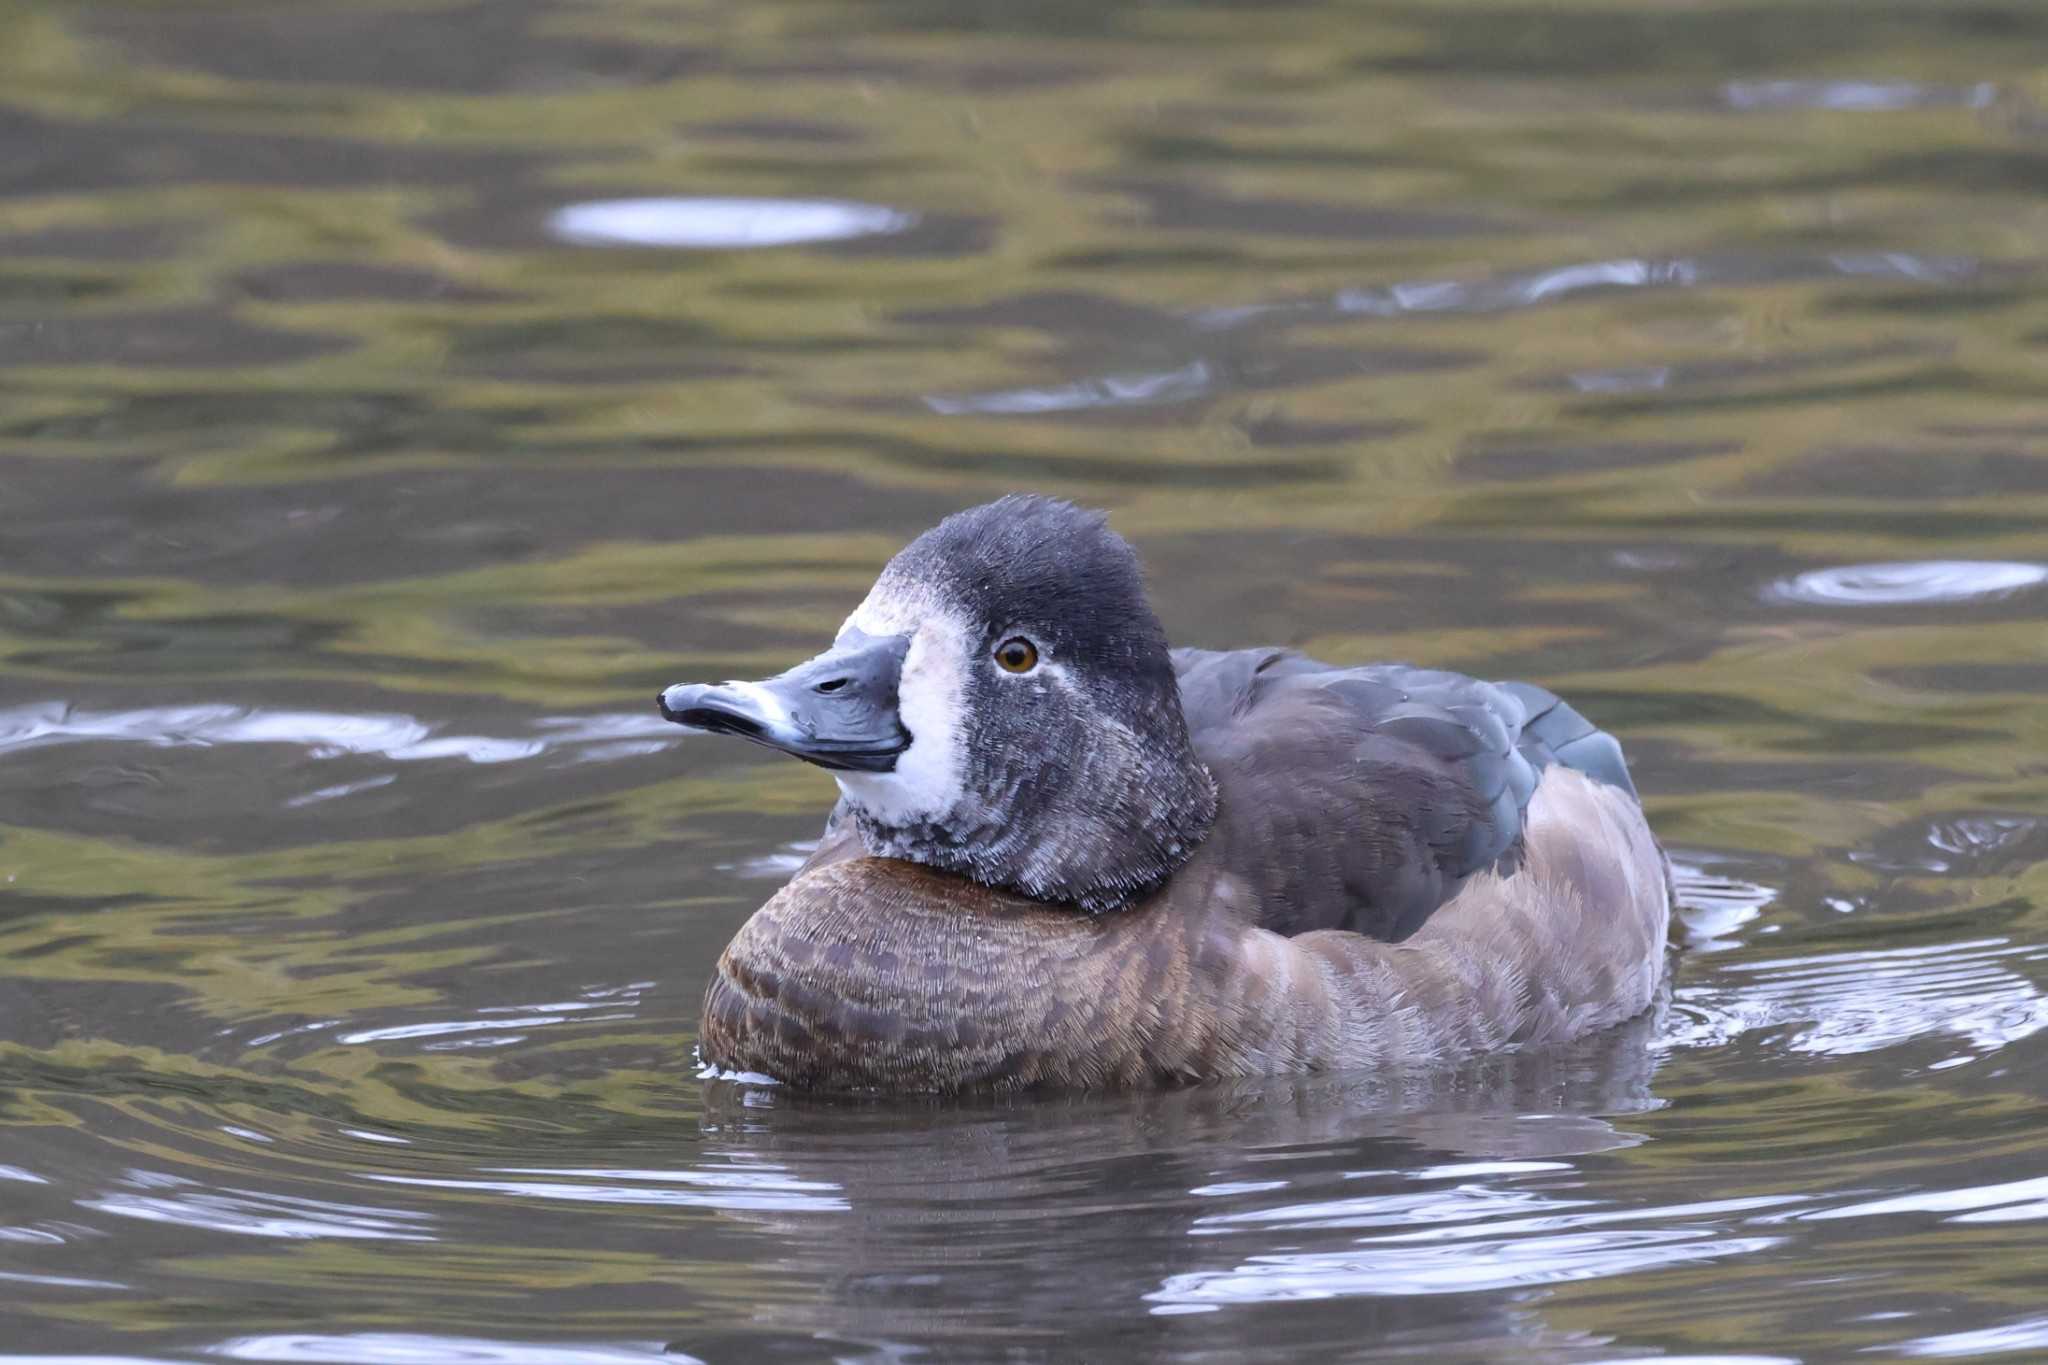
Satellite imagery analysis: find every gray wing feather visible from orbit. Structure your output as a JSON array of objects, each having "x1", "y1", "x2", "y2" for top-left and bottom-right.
[
  {"x1": 1498, "y1": 680, "x2": 1639, "y2": 799},
  {"x1": 1174, "y1": 648, "x2": 1640, "y2": 941}
]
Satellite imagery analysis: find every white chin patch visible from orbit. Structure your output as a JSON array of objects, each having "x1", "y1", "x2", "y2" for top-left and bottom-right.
[{"x1": 832, "y1": 586, "x2": 969, "y2": 824}]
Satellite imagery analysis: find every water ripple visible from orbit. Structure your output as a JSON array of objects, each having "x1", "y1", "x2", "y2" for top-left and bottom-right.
[
  {"x1": 284, "y1": 775, "x2": 398, "y2": 808},
  {"x1": 1670, "y1": 855, "x2": 1779, "y2": 952},
  {"x1": 1668, "y1": 938, "x2": 2048, "y2": 1062},
  {"x1": 80, "y1": 1170, "x2": 434, "y2": 1242},
  {"x1": 1568, "y1": 365, "x2": 1672, "y2": 394},
  {"x1": 0, "y1": 1268, "x2": 127, "y2": 1290},
  {"x1": 1158, "y1": 1149, "x2": 1802, "y2": 1308},
  {"x1": 0, "y1": 705, "x2": 677, "y2": 768},
  {"x1": 1801, "y1": 1175, "x2": 2048, "y2": 1226},
  {"x1": 1766, "y1": 561, "x2": 2048, "y2": 607},
  {"x1": 0, "y1": 1224, "x2": 67, "y2": 1244},
  {"x1": 1148, "y1": 1225, "x2": 1784, "y2": 1306},
  {"x1": 924, "y1": 360, "x2": 1211, "y2": 416},
  {"x1": 1721, "y1": 80, "x2": 1997, "y2": 112},
  {"x1": 362, "y1": 1162, "x2": 846, "y2": 1214},
  {"x1": 1890, "y1": 1312, "x2": 2048, "y2": 1358},
  {"x1": 547, "y1": 196, "x2": 916, "y2": 250},
  {"x1": 1929, "y1": 816, "x2": 2037, "y2": 858},
  {"x1": 1194, "y1": 251, "x2": 1979, "y2": 329},
  {"x1": 717, "y1": 840, "x2": 820, "y2": 880},
  {"x1": 336, "y1": 984, "x2": 652, "y2": 1050},
  {"x1": 1191, "y1": 1187, "x2": 1570, "y2": 1235},
  {"x1": 208, "y1": 1334, "x2": 696, "y2": 1364}
]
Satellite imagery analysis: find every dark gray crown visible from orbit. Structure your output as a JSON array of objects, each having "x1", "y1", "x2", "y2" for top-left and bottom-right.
[{"x1": 851, "y1": 496, "x2": 1217, "y2": 912}]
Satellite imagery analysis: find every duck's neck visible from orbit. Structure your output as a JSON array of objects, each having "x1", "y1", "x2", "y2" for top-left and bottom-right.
[{"x1": 851, "y1": 738, "x2": 1218, "y2": 914}]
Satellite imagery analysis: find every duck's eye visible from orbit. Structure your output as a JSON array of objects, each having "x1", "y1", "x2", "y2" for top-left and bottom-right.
[{"x1": 993, "y1": 636, "x2": 1039, "y2": 674}]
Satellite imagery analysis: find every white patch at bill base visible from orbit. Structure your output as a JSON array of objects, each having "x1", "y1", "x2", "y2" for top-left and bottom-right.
[{"x1": 833, "y1": 585, "x2": 972, "y2": 824}]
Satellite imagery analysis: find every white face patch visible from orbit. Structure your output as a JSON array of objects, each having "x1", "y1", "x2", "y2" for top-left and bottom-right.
[{"x1": 831, "y1": 581, "x2": 973, "y2": 825}]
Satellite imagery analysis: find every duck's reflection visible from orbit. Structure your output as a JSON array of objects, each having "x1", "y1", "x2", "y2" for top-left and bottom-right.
[{"x1": 679, "y1": 1001, "x2": 1755, "y2": 1361}]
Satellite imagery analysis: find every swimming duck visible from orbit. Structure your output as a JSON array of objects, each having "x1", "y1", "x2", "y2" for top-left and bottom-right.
[{"x1": 660, "y1": 496, "x2": 1669, "y2": 1092}]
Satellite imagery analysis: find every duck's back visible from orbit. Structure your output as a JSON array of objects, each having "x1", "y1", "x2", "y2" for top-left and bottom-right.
[{"x1": 1173, "y1": 647, "x2": 1651, "y2": 942}]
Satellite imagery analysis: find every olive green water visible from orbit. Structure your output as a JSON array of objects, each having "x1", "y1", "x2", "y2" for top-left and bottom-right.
[{"x1": 3, "y1": 2, "x2": 2047, "y2": 1361}]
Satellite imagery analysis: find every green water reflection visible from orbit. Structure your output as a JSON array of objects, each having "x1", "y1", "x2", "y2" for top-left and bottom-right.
[{"x1": 1, "y1": 0, "x2": 2046, "y2": 1360}]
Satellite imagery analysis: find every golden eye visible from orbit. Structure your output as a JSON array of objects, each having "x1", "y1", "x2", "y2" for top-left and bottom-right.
[{"x1": 993, "y1": 636, "x2": 1038, "y2": 674}]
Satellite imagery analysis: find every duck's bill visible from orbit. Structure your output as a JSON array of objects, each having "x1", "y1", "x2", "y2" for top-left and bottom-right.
[{"x1": 657, "y1": 629, "x2": 911, "y2": 773}]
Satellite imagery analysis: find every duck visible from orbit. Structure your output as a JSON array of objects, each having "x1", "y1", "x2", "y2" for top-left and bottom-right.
[{"x1": 659, "y1": 495, "x2": 1670, "y2": 1093}]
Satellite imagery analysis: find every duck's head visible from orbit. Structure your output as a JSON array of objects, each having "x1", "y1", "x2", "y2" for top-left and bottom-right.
[{"x1": 659, "y1": 495, "x2": 1217, "y2": 911}]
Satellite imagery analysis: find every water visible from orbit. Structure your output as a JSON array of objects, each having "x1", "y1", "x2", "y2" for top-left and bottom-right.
[{"x1": 2, "y1": 0, "x2": 2046, "y2": 1359}]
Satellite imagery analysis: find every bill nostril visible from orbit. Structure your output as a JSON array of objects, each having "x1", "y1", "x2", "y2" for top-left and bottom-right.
[{"x1": 814, "y1": 677, "x2": 850, "y2": 694}]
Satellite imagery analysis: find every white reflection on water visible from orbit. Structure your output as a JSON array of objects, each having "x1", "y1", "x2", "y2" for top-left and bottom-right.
[
  {"x1": 1350, "y1": 257, "x2": 1704, "y2": 313},
  {"x1": 284, "y1": 775, "x2": 397, "y2": 808},
  {"x1": 548, "y1": 196, "x2": 915, "y2": 249},
  {"x1": 0, "y1": 705, "x2": 678, "y2": 770},
  {"x1": 1721, "y1": 79, "x2": 1997, "y2": 111},
  {"x1": 209, "y1": 1334, "x2": 694, "y2": 1364},
  {"x1": 1928, "y1": 815, "x2": 2038, "y2": 862},
  {"x1": 0, "y1": 1269, "x2": 127, "y2": 1290},
  {"x1": 718, "y1": 840, "x2": 818, "y2": 880},
  {"x1": 80, "y1": 1169, "x2": 434, "y2": 1242},
  {"x1": 243, "y1": 1019, "x2": 343, "y2": 1049},
  {"x1": 0, "y1": 1225, "x2": 66, "y2": 1244},
  {"x1": 338, "y1": 1017, "x2": 571, "y2": 1045},
  {"x1": 1414, "y1": 1159, "x2": 1574, "y2": 1180},
  {"x1": 1669, "y1": 855, "x2": 1779, "y2": 952},
  {"x1": 338, "y1": 984, "x2": 652, "y2": 1049},
  {"x1": 363, "y1": 1160, "x2": 846, "y2": 1213},
  {"x1": 1766, "y1": 561, "x2": 2048, "y2": 607},
  {"x1": 1568, "y1": 365, "x2": 1672, "y2": 394},
  {"x1": 924, "y1": 360, "x2": 1211, "y2": 416},
  {"x1": 1849, "y1": 814, "x2": 2043, "y2": 877},
  {"x1": 1666, "y1": 938, "x2": 2048, "y2": 1062},
  {"x1": 1188, "y1": 1179, "x2": 1290, "y2": 1197},
  {"x1": 1189, "y1": 1178, "x2": 1586, "y2": 1235},
  {"x1": 1194, "y1": 251, "x2": 1978, "y2": 328},
  {"x1": 1155, "y1": 1162, "x2": 1797, "y2": 1308},
  {"x1": 1889, "y1": 1312, "x2": 2048, "y2": 1358},
  {"x1": 1149, "y1": 1225, "x2": 1784, "y2": 1306},
  {"x1": 1799, "y1": 1175, "x2": 2048, "y2": 1226},
  {"x1": 927, "y1": 248, "x2": 1981, "y2": 419}
]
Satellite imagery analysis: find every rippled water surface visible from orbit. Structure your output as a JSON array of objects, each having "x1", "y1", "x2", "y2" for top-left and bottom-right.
[{"x1": 3, "y1": 2, "x2": 2047, "y2": 1361}]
